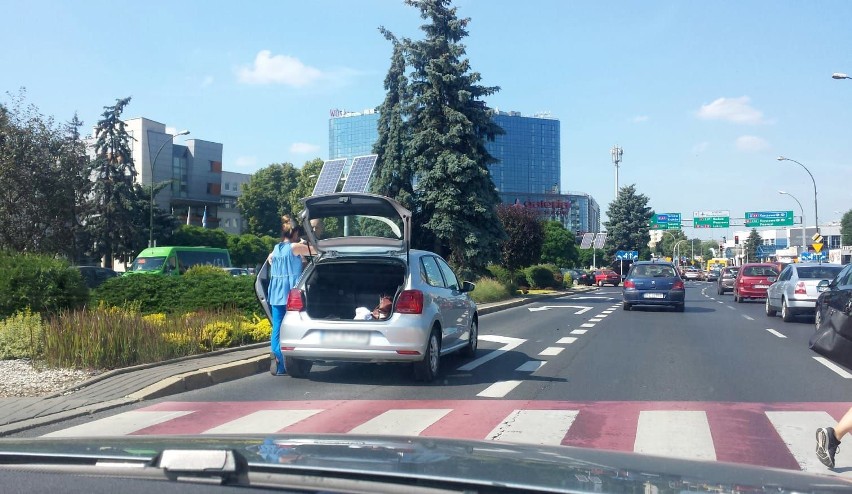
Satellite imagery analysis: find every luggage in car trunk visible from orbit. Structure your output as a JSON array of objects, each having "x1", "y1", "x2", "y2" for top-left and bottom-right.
[{"x1": 303, "y1": 260, "x2": 406, "y2": 320}]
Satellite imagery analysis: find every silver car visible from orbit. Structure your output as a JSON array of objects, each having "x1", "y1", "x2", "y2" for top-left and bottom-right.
[
  {"x1": 255, "y1": 193, "x2": 478, "y2": 382},
  {"x1": 765, "y1": 263, "x2": 844, "y2": 322}
]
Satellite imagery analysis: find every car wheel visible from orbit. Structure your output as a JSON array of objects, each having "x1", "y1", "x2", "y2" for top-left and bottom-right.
[
  {"x1": 613, "y1": 282, "x2": 620, "y2": 287},
  {"x1": 414, "y1": 328, "x2": 441, "y2": 382},
  {"x1": 284, "y1": 356, "x2": 312, "y2": 378},
  {"x1": 597, "y1": 280, "x2": 603, "y2": 287},
  {"x1": 622, "y1": 302, "x2": 631, "y2": 311},
  {"x1": 781, "y1": 299, "x2": 794, "y2": 323},
  {"x1": 735, "y1": 291, "x2": 743, "y2": 303},
  {"x1": 460, "y1": 318, "x2": 478, "y2": 358},
  {"x1": 765, "y1": 297, "x2": 777, "y2": 317},
  {"x1": 717, "y1": 286, "x2": 723, "y2": 295}
]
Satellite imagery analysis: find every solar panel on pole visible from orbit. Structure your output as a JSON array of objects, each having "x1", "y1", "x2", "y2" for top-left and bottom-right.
[
  {"x1": 593, "y1": 233, "x2": 607, "y2": 249},
  {"x1": 340, "y1": 154, "x2": 378, "y2": 193},
  {"x1": 311, "y1": 158, "x2": 347, "y2": 196},
  {"x1": 580, "y1": 232, "x2": 594, "y2": 249}
]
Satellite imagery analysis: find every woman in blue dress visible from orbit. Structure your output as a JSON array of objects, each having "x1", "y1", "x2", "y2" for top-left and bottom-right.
[{"x1": 267, "y1": 215, "x2": 313, "y2": 375}]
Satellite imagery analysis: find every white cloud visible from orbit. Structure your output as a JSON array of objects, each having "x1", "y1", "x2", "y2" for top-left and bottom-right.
[
  {"x1": 234, "y1": 156, "x2": 257, "y2": 168},
  {"x1": 697, "y1": 96, "x2": 767, "y2": 124},
  {"x1": 237, "y1": 50, "x2": 323, "y2": 87},
  {"x1": 289, "y1": 142, "x2": 320, "y2": 154},
  {"x1": 735, "y1": 135, "x2": 770, "y2": 152},
  {"x1": 632, "y1": 115, "x2": 649, "y2": 123},
  {"x1": 201, "y1": 75, "x2": 214, "y2": 87},
  {"x1": 692, "y1": 141, "x2": 709, "y2": 154}
]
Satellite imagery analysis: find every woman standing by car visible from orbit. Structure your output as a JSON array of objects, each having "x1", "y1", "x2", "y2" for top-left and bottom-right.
[{"x1": 267, "y1": 215, "x2": 312, "y2": 375}]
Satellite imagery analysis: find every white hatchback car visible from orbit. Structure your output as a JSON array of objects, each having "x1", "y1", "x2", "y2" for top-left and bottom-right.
[{"x1": 255, "y1": 193, "x2": 479, "y2": 382}]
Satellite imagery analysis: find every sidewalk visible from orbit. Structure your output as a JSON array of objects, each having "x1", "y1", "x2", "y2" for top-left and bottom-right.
[{"x1": 0, "y1": 285, "x2": 596, "y2": 436}]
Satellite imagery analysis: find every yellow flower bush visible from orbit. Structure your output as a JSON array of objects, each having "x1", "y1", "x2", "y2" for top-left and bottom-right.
[
  {"x1": 142, "y1": 313, "x2": 166, "y2": 326},
  {"x1": 201, "y1": 321, "x2": 234, "y2": 349},
  {"x1": 243, "y1": 315, "x2": 271, "y2": 342}
]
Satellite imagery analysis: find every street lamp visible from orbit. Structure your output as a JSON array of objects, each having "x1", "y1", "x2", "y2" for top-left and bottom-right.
[
  {"x1": 149, "y1": 130, "x2": 190, "y2": 247},
  {"x1": 611, "y1": 145, "x2": 623, "y2": 199},
  {"x1": 777, "y1": 156, "x2": 819, "y2": 234},
  {"x1": 778, "y1": 190, "x2": 806, "y2": 252},
  {"x1": 832, "y1": 73, "x2": 851, "y2": 80}
]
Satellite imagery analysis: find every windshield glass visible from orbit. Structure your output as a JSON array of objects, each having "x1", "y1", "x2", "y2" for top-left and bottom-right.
[
  {"x1": 129, "y1": 256, "x2": 165, "y2": 272},
  {"x1": 797, "y1": 266, "x2": 843, "y2": 279}
]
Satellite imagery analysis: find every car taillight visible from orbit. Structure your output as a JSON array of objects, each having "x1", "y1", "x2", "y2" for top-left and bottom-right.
[
  {"x1": 396, "y1": 290, "x2": 424, "y2": 314},
  {"x1": 624, "y1": 280, "x2": 635, "y2": 288},
  {"x1": 795, "y1": 281, "x2": 806, "y2": 295},
  {"x1": 673, "y1": 280, "x2": 685, "y2": 290},
  {"x1": 286, "y1": 289, "x2": 304, "y2": 311}
]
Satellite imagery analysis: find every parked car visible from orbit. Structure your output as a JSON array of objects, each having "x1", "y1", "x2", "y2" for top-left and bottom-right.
[
  {"x1": 565, "y1": 269, "x2": 594, "y2": 286},
  {"x1": 733, "y1": 263, "x2": 779, "y2": 303},
  {"x1": 622, "y1": 261, "x2": 685, "y2": 312},
  {"x1": 73, "y1": 266, "x2": 119, "y2": 289},
  {"x1": 766, "y1": 263, "x2": 844, "y2": 322},
  {"x1": 815, "y1": 263, "x2": 852, "y2": 335},
  {"x1": 255, "y1": 193, "x2": 478, "y2": 382},
  {"x1": 717, "y1": 266, "x2": 740, "y2": 295},
  {"x1": 594, "y1": 269, "x2": 620, "y2": 287}
]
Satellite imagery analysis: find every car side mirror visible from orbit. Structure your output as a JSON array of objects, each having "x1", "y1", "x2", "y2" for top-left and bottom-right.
[
  {"x1": 817, "y1": 279, "x2": 831, "y2": 293},
  {"x1": 461, "y1": 281, "x2": 476, "y2": 293}
]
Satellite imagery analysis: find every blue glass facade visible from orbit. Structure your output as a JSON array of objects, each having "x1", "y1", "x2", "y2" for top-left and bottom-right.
[
  {"x1": 328, "y1": 110, "x2": 379, "y2": 159},
  {"x1": 500, "y1": 192, "x2": 600, "y2": 235}
]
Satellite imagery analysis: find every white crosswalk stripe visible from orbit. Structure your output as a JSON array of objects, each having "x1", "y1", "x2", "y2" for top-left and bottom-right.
[
  {"x1": 488, "y1": 410, "x2": 578, "y2": 445},
  {"x1": 634, "y1": 410, "x2": 716, "y2": 461},
  {"x1": 203, "y1": 409, "x2": 323, "y2": 435},
  {"x1": 43, "y1": 410, "x2": 193, "y2": 438},
  {"x1": 766, "y1": 411, "x2": 852, "y2": 474},
  {"x1": 349, "y1": 409, "x2": 452, "y2": 436}
]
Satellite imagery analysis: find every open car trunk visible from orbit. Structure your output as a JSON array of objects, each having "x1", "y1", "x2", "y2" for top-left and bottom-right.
[{"x1": 304, "y1": 259, "x2": 407, "y2": 320}]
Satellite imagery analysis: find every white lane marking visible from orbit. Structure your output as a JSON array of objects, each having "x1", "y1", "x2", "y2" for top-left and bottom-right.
[
  {"x1": 580, "y1": 323, "x2": 595, "y2": 328},
  {"x1": 571, "y1": 296, "x2": 615, "y2": 300},
  {"x1": 539, "y1": 346, "x2": 565, "y2": 356},
  {"x1": 349, "y1": 409, "x2": 452, "y2": 435},
  {"x1": 766, "y1": 411, "x2": 852, "y2": 474},
  {"x1": 477, "y1": 380, "x2": 523, "y2": 398},
  {"x1": 556, "y1": 337, "x2": 577, "y2": 344},
  {"x1": 44, "y1": 411, "x2": 194, "y2": 437},
  {"x1": 595, "y1": 313, "x2": 609, "y2": 318},
  {"x1": 204, "y1": 409, "x2": 322, "y2": 434},
  {"x1": 528, "y1": 305, "x2": 593, "y2": 314},
  {"x1": 718, "y1": 301, "x2": 724, "y2": 304},
  {"x1": 488, "y1": 410, "x2": 578, "y2": 445},
  {"x1": 766, "y1": 328, "x2": 787, "y2": 338},
  {"x1": 814, "y1": 357, "x2": 852, "y2": 379},
  {"x1": 569, "y1": 330, "x2": 587, "y2": 335},
  {"x1": 457, "y1": 335, "x2": 526, "y2": 371},
  {"x1": 727, "y1": 306, "x2": 736, "y2": 310},
  {"x1": 709, "y1": 298, "x2": 716, "y2": 301},
  {"x1": 601, "y1": 310, "x2": 614, "y2": 314},
  {"x1": 515, "y1": 360, "x2": 546, "y2": 372},
  {"x1": 634, "y1": 411, "x2": 716, "y2": 461},
  {"x1": 742, "y1": 315, "x2": 755, "y2": 321},
  {"x1": 589, "y1": 318, "x2": 603, "y2": 322}
]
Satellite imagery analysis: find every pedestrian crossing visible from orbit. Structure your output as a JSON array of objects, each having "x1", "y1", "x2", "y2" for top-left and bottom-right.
[{"x1": 44, "y1": 400, "x2": 852, "y2": 476}]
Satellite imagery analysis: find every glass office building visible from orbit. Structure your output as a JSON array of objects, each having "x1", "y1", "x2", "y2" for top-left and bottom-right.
[{"x1": 328, "y1": 109, "x2": 600, "y2": 233}]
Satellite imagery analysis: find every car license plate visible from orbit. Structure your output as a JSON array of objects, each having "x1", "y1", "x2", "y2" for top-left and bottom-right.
[
  {"x1": 754, "y1": 284, "x2": 768, "y2": 289},
  {"x1": 644, "y1": 293, "x2": 665, "y2": 299},
  {"x1": 322, "y1": 331, "x2": 370, "y2": 346}
]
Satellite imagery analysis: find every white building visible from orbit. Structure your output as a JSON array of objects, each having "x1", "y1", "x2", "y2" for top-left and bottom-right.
[
  {"x1": 219, "y1": 171, "x2": 251, "y2": 234},
  {"x1": 721, "y1": 224, "x2": 847, "y2": 264}
]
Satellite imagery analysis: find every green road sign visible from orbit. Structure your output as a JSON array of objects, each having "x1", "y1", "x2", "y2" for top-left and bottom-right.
[
  {"x1": 649, "y1": 213, "x2": 681, "y2": 230},
  {"x1": 693, "y1": 210, "x2": 730, "y2": 229},
  {"x1": 744, "y1": 210, "x2": 794, "y2": 227}
]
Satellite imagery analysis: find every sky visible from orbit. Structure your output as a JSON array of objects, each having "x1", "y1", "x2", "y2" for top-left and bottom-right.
[{"x1": 1, "y1": 0, "x2": 851, "y2": 240}]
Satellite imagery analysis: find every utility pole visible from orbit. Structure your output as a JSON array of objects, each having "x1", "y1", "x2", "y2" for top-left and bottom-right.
[{"x1": 611, "y1": 145, "x2": 623, "y2": 199}]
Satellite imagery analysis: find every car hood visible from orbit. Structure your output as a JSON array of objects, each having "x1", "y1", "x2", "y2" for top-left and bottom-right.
[
  {"x1": 300, "y1": 193, "x2": 411, "y2": 257},
  {"x1": 0, "y1": 435, "x2": 850, "y2": 492}
]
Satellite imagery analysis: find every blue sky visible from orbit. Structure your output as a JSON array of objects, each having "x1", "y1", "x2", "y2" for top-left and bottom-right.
[{"x1": 2, "y1": 0, "x2": 850, "y2": 239}]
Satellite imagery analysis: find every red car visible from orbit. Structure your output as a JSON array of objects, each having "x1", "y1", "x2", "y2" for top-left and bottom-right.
[
  {"x1": 594, "y1": 269, "x2": 620, "y2": 287},
  {"x1": 733, "y1": 263, "x2": 779, "y2": 303}
]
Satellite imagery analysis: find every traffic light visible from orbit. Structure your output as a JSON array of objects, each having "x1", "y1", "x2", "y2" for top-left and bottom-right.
[{"x1": 734, "y1": 235, "x2": 739, "y2": 245}]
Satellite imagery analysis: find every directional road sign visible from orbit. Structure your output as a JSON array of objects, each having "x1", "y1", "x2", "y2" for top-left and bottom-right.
[
  {"x1": 650, "y1": 213, "x2": 681, "y2": 230},
  {"x1": 693, "y1": 210, "x2": 730, "y2": 229},
  {"x1": 744, "y1": 210, "x2": 794, "y2": 227},
  {"x1": 615, "y1": 250, "x2": 639, "y2": 261},
  {"x1": 800, "y1": 252, "x2": 827, "y2": 261}
]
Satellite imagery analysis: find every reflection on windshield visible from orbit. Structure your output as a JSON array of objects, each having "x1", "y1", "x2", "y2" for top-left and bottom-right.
[{"x1": 130, "y1": 256, "x2": 165, "y2": 271}]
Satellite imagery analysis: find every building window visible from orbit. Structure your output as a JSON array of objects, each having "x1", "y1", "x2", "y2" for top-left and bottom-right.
[
  {"x1": 210, "y1": 161, "x2": 222, "y2": 173},
  {"x1": 207, "y1": 183, "x2": 221, "y2": 195}
]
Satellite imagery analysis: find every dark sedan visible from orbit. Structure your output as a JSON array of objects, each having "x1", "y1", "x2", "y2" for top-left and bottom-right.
[
  {"x1": 815, "y1": 263, "x2": 852, "y2": 336},
  {"x1": 622, "y1": 261, "x2": 685, "y2": 312},
  {"x1": 565, "y1": 269, "x2": 594, "y2": 286}
]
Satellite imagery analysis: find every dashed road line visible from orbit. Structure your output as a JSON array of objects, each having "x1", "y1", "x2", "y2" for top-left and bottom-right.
[
  {"x1": 570, "y1": 329, "x2": 587, "y2": 335},
  {"x1": 727, "y1": 306, "x2": 736, "y2": 310},
  {"x1": 589, "y1": 318, "x2": 603, "y2": 322},
  {"x1": 515, "y1": 360, "x2": 546, "y2": 372},
  {"x1": 539, "y1": 347, "x2": 565, "y2": 356},
  {"x1": 477, "y1": 380, "x2": 523, "y2": 398},
  {"x1": 580, "y1": 323, "x2": 595, "y2": 328},
  {"x1": 556, "y1": 337, "x2": 577, "y2": 344},
  {"x1": 742, "y1": 315, "x2": 754, "y2": 321},
  {"x1": 813, "y1": 357, "x2": 852, "y2": 379},
  {"x1": 766, "y1": 328, "x2": 787, "y2": 338}
]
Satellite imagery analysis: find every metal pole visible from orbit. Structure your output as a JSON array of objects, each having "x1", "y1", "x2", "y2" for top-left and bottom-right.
[
  {"x1": 611, "y1": 145, "x2": 623, "y2": 200},
  {"x1": 149, "y1": 130, "x2": 189, "y2": 248},
  {"x1": 779, "y1": 191, "x2": 806, "y2": 254},
  {"x1": 778, "y1": 157, "x2": 818, "y2": 234}
]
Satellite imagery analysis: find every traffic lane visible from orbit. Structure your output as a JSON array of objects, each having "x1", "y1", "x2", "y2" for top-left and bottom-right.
[{"x1": 523, "y1": 282, "x2": 852, "y2": 402}]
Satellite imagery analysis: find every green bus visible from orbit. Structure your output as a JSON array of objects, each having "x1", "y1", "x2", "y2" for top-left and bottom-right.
[{"x1": 126, "y1": 246, "x2": 231, "y2": 275}]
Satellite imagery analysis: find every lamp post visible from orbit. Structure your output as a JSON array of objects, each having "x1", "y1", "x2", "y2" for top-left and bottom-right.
[
  {"x1": 611, "y1": 145, "x2": 623, "y2": 199},
  {"x1": 832, "y1": 73, "x2": 851, "y2": 80},
  {"x1": 777, "y1": 156, "x2": 819, "y2": 234},
  {"x1": 149, "y1": 130, "x2": 189, "y2": 248},
  {"x1": 778, "y1": 190, "x2": 806, "y2": 253}
]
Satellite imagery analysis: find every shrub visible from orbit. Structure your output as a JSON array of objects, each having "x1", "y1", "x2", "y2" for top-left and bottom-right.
[
  {"x1": 0, "y1": 251, "x2": 88, "y2": 318},
  {"x1": 183, "y1": 265, "x2": 230, "y2": 278},
  {"x1": 0, "y1": 309, "x2": 44, "y2": 359},
  {"x1": 562, "y1": 272, "x2": 574, "y2": 287},
  {"x1": 524, "y1": 265, "x2": 556, "y2": 289},
  {"x1": 486, "y1": 265, "x2": 518, "y2": 292},
  {"x1": 470, "y1": 278, "x2": 512, "y2": 304}
]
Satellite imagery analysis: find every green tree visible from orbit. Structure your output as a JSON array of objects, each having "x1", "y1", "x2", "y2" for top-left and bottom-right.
[
  {"x1": 227, "y1": 233, "x2": 272, "y2": 268},
  {"x1": 238, "y1": 163, "x2": 299, "y2": 237},
  {"x1": 842, "y1": 209, "x2": 852, "y2": 246},
  {"x1": 652, "y1": 229, "x2": 688, "y2": 260},
  {"x1": 87, "y1": 97, "x2": 140, "y2": 269},
  {"x1": 744, "y1": 228, "x2": 762, "y2": 262},
  {"x1": 391, "y1": 0, "x2": 506, "y2": 274},
  {"x1": 577, "y1": 248, "x2": 607, "y2": 269},
  {"x1": 540, "y1": 221, "x2": 579, "y2": 268},
  {"x1": 287, "y1": 158, "x2": 323, "y2": 212},
  {"x1": 604, "y1": 184, "x2": 653, "y2": 261},
  {"x1": 496, "y1": 205, "x2": 543, "y2": 271},
  {"x1": 170, "y1": 225, "x2": 228, "y2": 249}
]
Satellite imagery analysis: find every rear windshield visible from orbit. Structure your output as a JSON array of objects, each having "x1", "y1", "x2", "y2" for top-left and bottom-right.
[
  {"x1": 742, "y1": 266, "x2": 778, "y2": 277},
  {"x1": 129, "y1": 256, "x2": 165, "y2": 272},
  {"x1": 630, "y1": 265, "x2": 677, "y2": 278},
  {"x1": 311, "y1": 215, "x2": 403, "y2": 242},
  {"x1": 796, "y1": 266, "x2": 843, "y2": 280}
]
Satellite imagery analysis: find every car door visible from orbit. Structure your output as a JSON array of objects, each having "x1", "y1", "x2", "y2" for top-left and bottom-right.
[
  {"x1": 827, "y1": 265, "x2": 852, "y2": 338},
  {"x1": 435, "y1": 256, "x2": 471, "y2": 347},
  {"x1": 419, "y1": 256, "x2": 456, "y2": 349},
  {"x1": 768, "y1": 266, "x2": 791, "y2": 308}
]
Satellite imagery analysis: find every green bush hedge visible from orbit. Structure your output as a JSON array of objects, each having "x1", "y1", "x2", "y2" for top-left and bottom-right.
[
  {"x1": 470, "y1": 278, "x2": 511, "y2": 304},
  {"x1": 93, "y1": 271, "x2": 260, "y2": 316},
  {"x1": 524, "y1": 264, "x2": 557, "y2": 289},
  {"x1": 486, "y1": 265, "x2": 518, "y2": 292},
  {"x1": 0, "y1": 252, "x2": 88, "y2": 318},
  {"x1": 0, "y1": 309, "x2": 44, "y2": 359}
]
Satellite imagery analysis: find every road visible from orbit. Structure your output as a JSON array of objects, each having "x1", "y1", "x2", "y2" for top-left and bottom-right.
[{"x1": 16, "y1": 282, "x2": 852, "y2": 476}]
